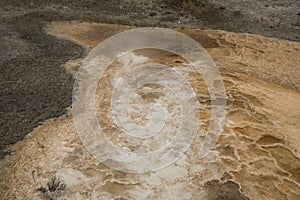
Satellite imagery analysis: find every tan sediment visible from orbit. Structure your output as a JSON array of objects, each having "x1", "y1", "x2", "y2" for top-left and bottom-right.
[{"x1": 0, "y1": 22, "x2": 299, "y2": 200}]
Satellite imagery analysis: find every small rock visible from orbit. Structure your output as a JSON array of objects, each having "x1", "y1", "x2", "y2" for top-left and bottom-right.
[{"x1": 149, "y1": 12, "x2": 157, "y2": 17}]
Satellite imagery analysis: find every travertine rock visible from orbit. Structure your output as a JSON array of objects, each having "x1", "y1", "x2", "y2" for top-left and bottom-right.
[{"x1": 1, "y1": 22, "x2": 299, "y2": 200}]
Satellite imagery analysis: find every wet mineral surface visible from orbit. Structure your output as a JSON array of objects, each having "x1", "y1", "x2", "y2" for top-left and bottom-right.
[{"x1": 0, "y1": 23, "x2": 299, "y2": 200}]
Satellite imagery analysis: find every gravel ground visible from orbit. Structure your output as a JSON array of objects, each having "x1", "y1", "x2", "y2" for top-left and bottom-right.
[{"x1": 0, "y1": 0, "x2": 299, "y2": 159}]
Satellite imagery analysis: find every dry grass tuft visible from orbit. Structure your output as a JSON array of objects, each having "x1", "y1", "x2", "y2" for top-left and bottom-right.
[{"x1": 37, "y1": 176, "x2": 66, "y2": 200}]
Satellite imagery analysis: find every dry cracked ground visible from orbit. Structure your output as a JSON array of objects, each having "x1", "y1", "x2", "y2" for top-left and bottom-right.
[{"x1": 0, "y1": 1, "x2": 300, "y2": 200}]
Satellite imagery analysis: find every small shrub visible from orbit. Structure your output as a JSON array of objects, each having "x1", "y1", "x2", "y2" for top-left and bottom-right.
[{"x1": 37, "y1": 176, "x2": 66, "y2": 200}]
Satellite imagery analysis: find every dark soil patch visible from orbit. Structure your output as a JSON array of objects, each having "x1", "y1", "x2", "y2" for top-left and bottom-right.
[{"x1": 0, "y1": 11, "x2": 84, "y2": 158}]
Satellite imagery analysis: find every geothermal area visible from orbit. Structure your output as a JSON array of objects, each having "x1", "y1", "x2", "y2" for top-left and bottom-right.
[{"x1": 0, "y1": 1, "x2": 300, "y2": 200}]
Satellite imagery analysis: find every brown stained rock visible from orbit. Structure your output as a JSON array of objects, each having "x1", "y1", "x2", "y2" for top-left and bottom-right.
[{"x1": 203, "y1": 180, "x2": 249, "y2": 200}]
